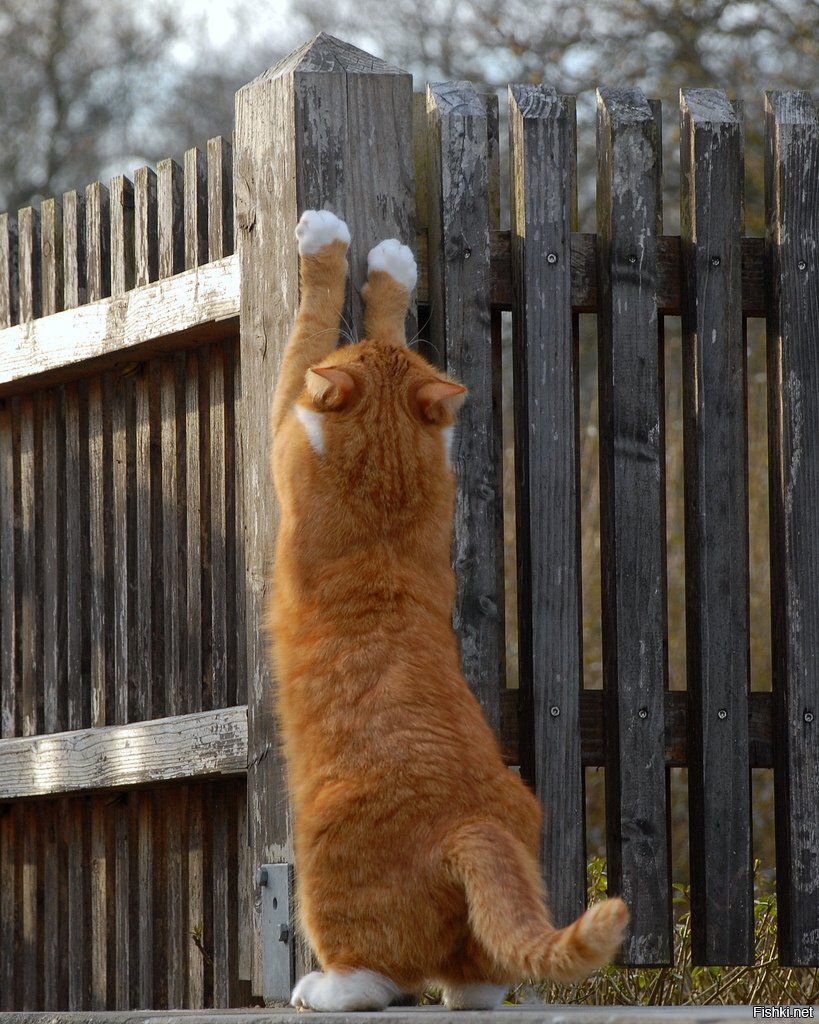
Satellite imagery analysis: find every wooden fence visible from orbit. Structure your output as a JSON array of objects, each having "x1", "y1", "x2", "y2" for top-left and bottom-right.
[{"x1": 0, "y1": 31, "x2": 817, "y2": 1010}]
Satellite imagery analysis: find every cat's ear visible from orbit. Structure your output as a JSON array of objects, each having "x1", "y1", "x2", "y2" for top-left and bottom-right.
[
  {"x1": 306, "y1": 365, "x2": 358, "y2": 409},
  {"x1": 416, "y1": 379, "x2": 467, "y2": 423}
]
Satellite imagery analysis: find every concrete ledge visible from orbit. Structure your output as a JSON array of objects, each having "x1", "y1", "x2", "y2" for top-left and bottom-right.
[{"x1": 0, "y1": 1004, "x2": 770, "y2": 1024}]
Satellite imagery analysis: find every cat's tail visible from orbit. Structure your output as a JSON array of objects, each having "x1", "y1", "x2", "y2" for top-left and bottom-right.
[{"x1": 440, "y1": 820, "x2": 628, "y2": 983}]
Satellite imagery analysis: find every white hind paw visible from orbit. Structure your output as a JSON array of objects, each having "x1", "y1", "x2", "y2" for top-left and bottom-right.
[
  {"x1": 442, "y1": 982, "x2": 506, "y2": 1010},
  {"x1": 291, "y1": 968, "x2": 401, "y2": 1012},
  {"x1": 296, "y1": 210, "x2": 351, "y2": 255},
  {"x1": 367, "y1": 238, "x2": 417, "y2": 291}
]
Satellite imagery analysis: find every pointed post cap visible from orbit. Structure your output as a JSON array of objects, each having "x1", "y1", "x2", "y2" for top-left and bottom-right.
[{"x1": 247, "y1": 33, "x2": 409, "y2": 86}]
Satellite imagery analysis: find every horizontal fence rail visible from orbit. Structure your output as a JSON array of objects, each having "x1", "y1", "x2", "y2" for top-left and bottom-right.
[{"x1": 0, "y1": 31, "x2": 817, "y2": 1011}]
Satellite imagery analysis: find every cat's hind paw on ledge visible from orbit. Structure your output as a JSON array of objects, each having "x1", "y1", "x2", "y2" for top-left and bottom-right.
[
  {"x1": 296, "y1": 209, "x2": 351, "y2": 255},
  {"x1": 367, "y1": 238, "x2": 418, "y2": 292}
]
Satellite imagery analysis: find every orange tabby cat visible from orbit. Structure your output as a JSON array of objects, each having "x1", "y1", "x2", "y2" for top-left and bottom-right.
[{"x1": 268, "y1": 209, "x2": 628, "y2": 1012}]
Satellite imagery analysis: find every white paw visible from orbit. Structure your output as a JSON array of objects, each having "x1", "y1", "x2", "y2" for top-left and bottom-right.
[
  {"x1": 442, "y1": 982, "x2": 506, "y2": 1010},
  {"x1": 367, "y1": 238, "x2": 417, "y2": 292},
  {"x1": 291, "y1": 968, "x2": 401, "y2": 1012},
  {"x1": 296, "y1": 210, "x2": 351, "y2": 255}
]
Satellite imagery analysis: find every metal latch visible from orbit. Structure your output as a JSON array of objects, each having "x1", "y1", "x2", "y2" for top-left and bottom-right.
[{"x1": 257, "y1": 863, "x2": 295, "y2": 1004}]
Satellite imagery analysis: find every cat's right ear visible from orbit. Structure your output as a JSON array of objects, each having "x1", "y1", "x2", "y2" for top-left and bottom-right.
[{"x1": 306, "y1": 366, "x2": 357, "y2": 410}]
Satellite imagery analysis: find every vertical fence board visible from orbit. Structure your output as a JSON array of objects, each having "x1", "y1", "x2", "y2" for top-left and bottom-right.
[
  {"x1": 85, "y1": 183, "x2": 110, "y2": 303},
  {"x1": 112, "y1": 377, "x2": 130, "y2": 726},
  {"x1": 0, "y1": 402, "x2": 16, "y2": 739},
  {"x1": 18, "y1": 207, "x2": 41, "y2": 323},
  {"x1": 21, "y1": 805, "x2": 39, "y2": 1008},
  {"x1": 90, "y1": 798, "x2": 108, "y2": 1008},
  {"x1": 64, "y1": 383, "x2": 88, "y2": 731},
  {"x1": 18, "y1": 397, "x2": 39, "y2": 738},
  {"x1": 509, "y1": 84, "x2": 584, "y2": 926},
  {"x1": 66, "y1": 799, "x2": 90, "y2": 1009},
  {"x1": 161, "y1": 357, "x2": 182, "y2": 716},
  {"x1": 158, "y1": 159, "x2": 185, "y2": 280},
  {"x1": 184, "y1": 148, "x2": 209, "y2": 270},
  {"x1": 188, "y1": 785, "x2": 205, "y2": 1008},
  {"x1": 425, "y1": 81, "x2": 503, "y2": 731},
  {"x1": 62, "y1": 191, "x2": 86, "y2": 311},
  {"x1": 0, "y1": 806, "x2": 15, "y2": 1008},
  {"x1": 166, "y1": 787, "x2": 187, "y2": 1008},
  {"x1": 0, "y1": 213, "x2": 19, "y2": 327},
  {"x1": 134, "y1": 168, "x2": 159, "y2": 288},
  {"x1": 207, "y1": 137, "x2": 234, "y2": 262},
  {"x1": 110, "y1": 176, "x2": 136, "y2": 297},
  {"x1": 40, "y1": 198, "x2": 63, "y2": 316},
  {"x1": 185, "y1": 351, "x2": 203, "y2": 713},
  {"x1": 765, "y1": 89, "x2": 819, "y2": 967},
  {"x1": 114, "y1": 797, "x2": 130, "y2": 1008},
  {"x1": 680, "y1": 88, "x2": 752, "y2": 965},
  {"x1": 209, "y1": 346, "x2": 227, "y2": 710},
  {"x1": 133, "y1": 370, "x2": 153, "y2": 722},
  {"x1": 596, "y1": 87, "x2": 671, "y2": 965},
  {"x1": 87, "y1": 379, "x2": 107, "y2": 728},
  {"x1": 224, "y1": 347, "x2": 240, "y2": 707},
  {"x1": 137, "y1": 792, "x2": 154, "y2": 1007},
  {"x1": 42, "y1": 391, "x2": 66, "y2": 734}
]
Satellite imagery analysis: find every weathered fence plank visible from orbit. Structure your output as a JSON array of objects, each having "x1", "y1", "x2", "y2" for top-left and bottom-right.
[
  {"x1": 158, "y1": 159, "x2": 185, "y2": 280},
  {"x1": 597, "y1": 87, "x2": 671, "y2": 965},
  {"x1": 134, "y1": 168, "x2": 158, "y2": 288},
  {"x1": 110, "y1": 177, "x2": 135, "y2": 297},
  {"x1": 85, "y1": 183, "x2": 110, "y2": 304},
  {"x1": 62, "y1": 191, "x2": 86, "y2": 311},
  {"x1": 0, "y1": 213, "x2": 19, "y2": 327},
  {"x1": 765, "y1": 89, "x2": 819, "y2": 967},
  {"x1": 18, "y1": 207, "x2": 42, "y2": 323},
  {"x1": 40, "y1": 198, "x2": 63, "y2": 317},
  {"x1": 509, "y1": 84, "x2": 584, "y2": 928},
  {"x1": 234, "y1": 32, "x2": 414, "y2": 993},
  {"x1": 207, "y1": 137, "x2": 234, "y2": 263},
  {"x1": 185, "y1": 148, "x2": 209, "y2": 271},
  {"x1": 0, "y1": 400, "x2": 16, "y2": 739},
  {"x1": 0, "y1": 257, "x2": 238, "y2": 396},
  {"x1": 425, "y1": 81, "x2": 503, "y2": 732},
  {"x1": 680, "y1": 88, "x2": 752, "y2": 966}
]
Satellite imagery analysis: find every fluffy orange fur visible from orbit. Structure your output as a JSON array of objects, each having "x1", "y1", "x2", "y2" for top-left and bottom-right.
[{"x1": 268, "y1": 212, "x2": 628, "y2": 1006}]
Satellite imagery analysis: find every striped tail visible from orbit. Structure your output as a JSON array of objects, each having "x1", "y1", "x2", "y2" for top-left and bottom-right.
[{"x1": 441, "y1": 819, "x2": 628, "y2": 983}]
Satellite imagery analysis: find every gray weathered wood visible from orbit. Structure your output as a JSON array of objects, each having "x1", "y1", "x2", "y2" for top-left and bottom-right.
[
  {"x1": 596, "y1": 87, "x2": 671, "y2": 965},
  {"x1": 679, "y1": 88, "x2": 752, "y2": 966},
  {"x1": 764, "y1": 89, "x2": 819, "y2": 967},
  {"x1": 425, "y1": 80, "x2": 502, "y2": 732},
  {"x1": 111, "y1": 374, "x2": 131, "y2": 726},
  {"x1": 161, "y1": 355, "x2": 182, "y2": 717},
  {"x1": 62, "y1": 191, "x2": 86, "y2": 310},
  {"x1": 42, "y1": 389, "x2": 66, "y2": 734},
  {"x1": 207, "y1": 136, "x2": 234, "y2": 261},
  {"x1": 134, "y1": 167, "x2": 158, "y2": 287},
  {"x1": 110, "y1": 176, "x2": 135, "y2": 297},
  {"x1": 64, "y1": 382, "x2": 87, "y2": 732},
  {"x1": 0, "y1": 705, "x2": 247, "y2": 799},
  {"x1": 18, "y1": 207, "x2": 42, "y2": 323},
  {"x1": 0, "y1": 256, "x2": 238, "y2": 396},
  {"x1": 0, "y1": 400, "x2": 16, "y2": 739},
  {"x1": 209, "y1": 344, "x2": 228, "y2": 710},
  {"x1": 85, "y1": 183, "x2": 110, "y2": 303},
  {"x1": 158, "y1": 158, "x2": 184, "y2": 280},
  {"x1": 40, "y1": 198, "x2": 63, "y2": 316},
  {"x1": 133, "y1": 368, "x2": 153, "y2": 723},
  {"x1": 234, "y1": 32, "x2": 414, "y2": 991},
  {"x1": 185, "y1": 148, "x2": 209, "y2": 270},
  {"x1": 509, "y1": 84, "x2": 584, "y2": 927},
  {"x1": 185, "y1": 349, "x2": 203, "y2": 714},
  {"x1": 0, "y1": 213, "x2": 19, "y2": 327},
  {"x1": 18, "y1": 396, "x2": 38, "y2": 738},
  {"x1": 87, "y1": 376, "x2": 109, "y2": 728}
]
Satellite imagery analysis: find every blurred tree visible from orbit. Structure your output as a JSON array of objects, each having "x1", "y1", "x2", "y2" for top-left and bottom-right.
[{"x1": 0, "y1": 0, "x2": 293, "y2": 212}]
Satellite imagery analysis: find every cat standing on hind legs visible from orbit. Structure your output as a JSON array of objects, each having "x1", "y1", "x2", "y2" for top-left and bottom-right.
[{"x1": 268, "y1": 209, "x2": 628, "y2": 1012}]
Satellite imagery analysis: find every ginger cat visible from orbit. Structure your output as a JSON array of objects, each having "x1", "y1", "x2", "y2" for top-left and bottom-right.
[{"x1": 268, "y1": 209, "x2": 628, "y2": 1012}]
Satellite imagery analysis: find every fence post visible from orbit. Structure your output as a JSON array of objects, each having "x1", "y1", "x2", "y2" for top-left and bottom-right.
[
  {"x1": 596, "y1": 87, "x2": 672, "y2": 965},
  {"x1": 234, "y1": 33, "x2": 414, "y2": 999},
  {"x1": 765, "y1": 89, "x2": 819, "y2": 967}
]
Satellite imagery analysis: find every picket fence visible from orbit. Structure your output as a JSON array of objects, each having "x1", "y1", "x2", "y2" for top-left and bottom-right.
[{"x1": 0, "y1": 32, "x2": 816, "y2": 1011}]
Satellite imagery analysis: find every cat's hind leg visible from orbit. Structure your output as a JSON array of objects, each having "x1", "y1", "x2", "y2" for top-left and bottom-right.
[
  {"x1": 440, "y1": 982, "x2": 507, "y2": 1010},
  {"x1": 362, "y1": 238, "x2": 417, "y2": 346},
  {"x1": 291, "y1": 968, "x2": 402, "y2": 1011}
]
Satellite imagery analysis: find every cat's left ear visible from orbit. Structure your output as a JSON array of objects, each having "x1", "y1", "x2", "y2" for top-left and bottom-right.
[
  {"x1": 416, "y1": 379, "x2": 467, "y2": 423},
  {"x1": 307, "y1": 366, "x2": 358, "y2": 409}
]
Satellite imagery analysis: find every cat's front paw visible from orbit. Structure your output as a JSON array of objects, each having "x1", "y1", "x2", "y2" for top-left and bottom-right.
[
  {"x1": 296, "y1": 210, "x2": 351, "y2": 255},
  {"x1": 367, "y1": 238, "x2": 417, "y2": 292}
]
